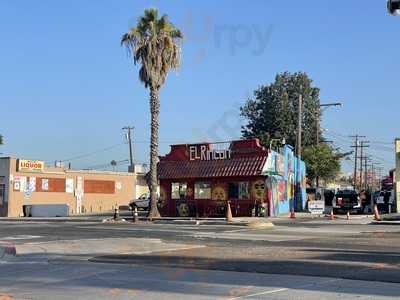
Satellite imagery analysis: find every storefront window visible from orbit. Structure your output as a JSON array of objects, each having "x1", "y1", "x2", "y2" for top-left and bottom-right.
[
  {"x1": 171, "y1": 182, "x2": 187, "y2": 200},
  {"x1": 228, "y1": 182, "x2": 249, "y2": 199},
  {"x1": 239, "y1": 182, "x2": 250, "y2": 199},
  {"x1": 194, "y1": 182, "x2": 211, "y2": 199}
]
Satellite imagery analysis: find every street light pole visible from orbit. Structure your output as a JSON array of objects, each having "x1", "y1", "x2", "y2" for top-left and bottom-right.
[{"x1": 315, "y1": 102, "x2": 342, "y2": 187}]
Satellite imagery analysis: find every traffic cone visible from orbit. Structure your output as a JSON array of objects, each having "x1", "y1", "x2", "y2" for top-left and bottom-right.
[
  {"x1": 133, "y1": 206, "x2": 139, "y2": 223},
  {"x1": 290, "y1": 208, "x2": 296, "y2": 219},
  {"x1": 346, "y1": 211, "x2": 350, "y2": 220},
  {"x1": 374, "y1": 204, "x2": 381, "y2": 221},
  {"x1": 226, "y1": 201, "x2": 233, "y2": 222},
  {"x1": 330, "y1": 210, "x2": 335, "y2": 220}
]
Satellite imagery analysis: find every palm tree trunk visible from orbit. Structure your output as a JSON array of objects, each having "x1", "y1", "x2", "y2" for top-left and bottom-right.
[{"x1": 148, "y1": 85, "x2": 161, "y2": 220}]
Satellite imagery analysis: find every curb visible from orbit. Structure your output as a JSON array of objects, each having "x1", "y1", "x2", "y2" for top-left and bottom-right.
[
  {"x1": 0, "y1": 242, "x2": 16, "y2": 259},
  {"x1": 370, "y1": 220, "x2": 400, "y2": 225}
]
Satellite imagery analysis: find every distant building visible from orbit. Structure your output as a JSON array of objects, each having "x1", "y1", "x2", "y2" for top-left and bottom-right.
[{"x1": 0, "y1": 157, "x2": 147, "y2": 217}]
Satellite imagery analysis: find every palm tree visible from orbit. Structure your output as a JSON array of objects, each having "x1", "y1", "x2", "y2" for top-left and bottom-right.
[{"x1": 122, "y1": 8, "x2": 182, "y2": 219}]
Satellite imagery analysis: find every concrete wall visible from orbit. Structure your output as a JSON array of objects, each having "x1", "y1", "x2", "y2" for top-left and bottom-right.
[{"x1": 6, "y1": 157, "x2": 136, "y2": 217}]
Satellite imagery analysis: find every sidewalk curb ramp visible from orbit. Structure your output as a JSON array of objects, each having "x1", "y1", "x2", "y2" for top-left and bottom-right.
[{"x1": 0, "y1": 242, "x2": 16, "y2": 259}]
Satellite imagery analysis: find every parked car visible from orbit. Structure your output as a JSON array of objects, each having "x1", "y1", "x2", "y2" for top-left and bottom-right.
[
  {"x1": 129, "y1": 193, "x2": 151, "y2": 211},
  {"x1": 332, "y1": 189, "x2": 362, "y2": 214}
]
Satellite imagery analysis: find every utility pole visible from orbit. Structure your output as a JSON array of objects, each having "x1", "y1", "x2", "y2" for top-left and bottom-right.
[
  {"x1": 294, "y1": 91, "x2": 303, "y2": 213},
  {"x1": 364, "y1": 156, "x2": 371, "y2": 190},
  {"x1": 297, "y1": 94, "x2": 303, "y2": 158},
  {"x1": 358, "y1": 141, "x2": 370, "y2": 190},
  {"x1": 350, "y1": 135, "x2": 365, "y2": 189},
  {"x1": 122, "y1": 126, "x2": 134, "y2": 172}
]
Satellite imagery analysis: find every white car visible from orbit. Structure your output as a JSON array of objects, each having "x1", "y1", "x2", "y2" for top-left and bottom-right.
[{"x1": 129, "y1": 193, "x2": 159, "y2": 211}]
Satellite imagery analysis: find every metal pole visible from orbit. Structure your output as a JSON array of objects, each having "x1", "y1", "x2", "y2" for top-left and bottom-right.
[
  {"x1": 350, "y1": 135, "x2": 366, "y2": 189},
  {"x1": 297, "y1": 94, "x2": 303, "y2": 159},
  {"x1": 354, "y1": 137, "x2": 359, "y2": 188},
  {"x1": 360, "y1": 144, "x2": 364, "y2": 189},
  {"x1": 123, "y1": 126, "x2": 134, "y2": 171}
]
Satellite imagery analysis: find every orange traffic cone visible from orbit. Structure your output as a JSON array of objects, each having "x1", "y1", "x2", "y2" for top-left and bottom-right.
[
  {"x1": 330, "y1": 210, "x2": 335, "y2": 220},
  {"x1": 374, "y1": 204, "x2": 381, "y2": 221},
  {"x1": 226, "y1": 201, "x2": 233, "y2": 222},
  {"x1": 290, "y1": 208, "x2": 296, "y2": 219}
]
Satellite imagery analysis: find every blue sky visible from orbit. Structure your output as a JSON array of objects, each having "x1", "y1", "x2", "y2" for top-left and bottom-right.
[{"x1": 0, "y1": 0, "x2": 398, "y2": 174}]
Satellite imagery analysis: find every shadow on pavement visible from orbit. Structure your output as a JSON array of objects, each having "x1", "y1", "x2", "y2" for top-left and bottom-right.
[{"x1": 89, "y1": 250, "x2": 400, "y2": 288}]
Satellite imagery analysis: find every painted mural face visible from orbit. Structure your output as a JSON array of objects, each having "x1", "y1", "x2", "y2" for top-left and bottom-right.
[
  {"x1": 252, "y1": 180, "x2": 265, "y2": 201},
  {"x1": 177, "y1": 203, "x2": 189, "y2": 217},
  {"x1": 212, "y1": 186, "x2": 226, "y2": 201}
]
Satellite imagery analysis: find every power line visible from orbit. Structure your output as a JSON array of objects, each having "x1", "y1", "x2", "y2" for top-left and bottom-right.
[
  {"x1": 83, "y1": 159, "x2": 129, "y2": 170},
  {"x1": 46, "y1": 143, "x2": 126, "y2": 164}
]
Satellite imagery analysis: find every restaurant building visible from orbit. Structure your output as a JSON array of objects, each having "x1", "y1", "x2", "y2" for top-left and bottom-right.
[
  {"x1": 157, "y1": 138, "x2": 306, "y2": 217},
  {"x1": 0, "y1": 157, "x2": 140, "y2": 217}
]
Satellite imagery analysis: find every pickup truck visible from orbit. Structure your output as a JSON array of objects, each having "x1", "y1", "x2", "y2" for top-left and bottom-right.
[{"x1": 332, "y1": 189, "x2": 362, "y2": 214}]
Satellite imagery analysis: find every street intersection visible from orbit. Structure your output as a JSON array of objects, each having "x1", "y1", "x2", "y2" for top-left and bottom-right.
[{"x1": 1, "y1": 217, "x2": 400, "y2": 299}]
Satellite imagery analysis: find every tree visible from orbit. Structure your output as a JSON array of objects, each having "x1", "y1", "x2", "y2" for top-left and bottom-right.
[
  {"x1": 122, "y1": 8, "x2": 183, "y2": 219},
  {"x1": 302, "y1": 143, "x2": 347, "y2": 184},
  {"x1": 240, "y1": 72, "x2": 320, "y2": 148},
  {"x1": 0, "y1": 135, "x2": 2, "y2": 145}
]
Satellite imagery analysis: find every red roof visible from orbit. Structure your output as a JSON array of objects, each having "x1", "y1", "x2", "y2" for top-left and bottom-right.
[{"x1": 158, "y1": 155, "x2": 267, "y2": 179}]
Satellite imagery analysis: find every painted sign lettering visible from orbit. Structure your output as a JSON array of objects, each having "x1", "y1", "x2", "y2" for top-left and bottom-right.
[
  {"x1": 189, "y1": 145, "x2": 231, "y2": 161},
  {"x1": 18, "y1": 160, "x2": 44, "y2": 173}
]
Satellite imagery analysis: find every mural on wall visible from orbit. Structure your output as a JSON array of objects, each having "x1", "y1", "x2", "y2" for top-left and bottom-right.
[
  {"x1": 212, "y1": 185, "x2": 226, "y2": 201},
  {"x1": 263, "y1": 145, "x2": 306, "y2": 216},
  {"x1": 288, "y1": 173, "x2": 294, "y2": 199},
  {"x1": 276, "y1": 154, "x2": 285, "y2": 176},
  {"x1": 267, "y1": 177, "x2": 278, "y2": 216},
  {"x1": 252, "y1": 180, "x2": 266, "y2": 202},
  {"x1": 277, "y1": 180, "x2": 286, "y2": 202},
  {"x1": 177, "y1": 202, "x2": 189, "y2": 217}
]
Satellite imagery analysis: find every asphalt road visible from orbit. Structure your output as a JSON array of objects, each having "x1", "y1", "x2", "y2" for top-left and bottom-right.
[{"x1": 1, "y1": 217, "x2": 400, "y2": 299}]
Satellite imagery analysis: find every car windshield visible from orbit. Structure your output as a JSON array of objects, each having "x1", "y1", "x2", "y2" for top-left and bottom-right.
[{"x1": 336, "y1": 190, "x2": 357, "y2": 196}]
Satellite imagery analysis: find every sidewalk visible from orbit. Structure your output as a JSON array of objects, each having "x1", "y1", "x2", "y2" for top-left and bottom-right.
[
  {"x1": 0, "y1": 211, "x2": 375, "y2": 225},
  {"x1": 369, "y1": 213, "x2": 400, "y2": 225}
]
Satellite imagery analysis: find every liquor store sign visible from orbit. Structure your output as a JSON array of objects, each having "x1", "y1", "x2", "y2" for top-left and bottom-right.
[
  {"x1": 17, "y1": 159, "x2": 44, "y2": 173},
  {"x1": 189, "y1": 145, "x2": 231, "y2": 161}
]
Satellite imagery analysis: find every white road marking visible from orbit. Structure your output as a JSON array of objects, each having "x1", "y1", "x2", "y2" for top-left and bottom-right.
[
  {"x1": 0, "y1": 235, "x2": 42, "y2": 240},
  {"x1": 231, "y1": 287, "x2": 289, "y2": 299},
  {"x1": 232, "y1": 278, "x2": 343, "y2": 299}
]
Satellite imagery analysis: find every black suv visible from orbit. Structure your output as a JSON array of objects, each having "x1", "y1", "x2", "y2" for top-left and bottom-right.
[{"x1": 332, "y1": 189, "x2": 362, "y2": 214}]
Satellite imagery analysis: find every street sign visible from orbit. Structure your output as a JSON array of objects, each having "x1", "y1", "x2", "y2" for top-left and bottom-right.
[{"x1": 308, "y1": 200, "x2": 325, "y2": 215}]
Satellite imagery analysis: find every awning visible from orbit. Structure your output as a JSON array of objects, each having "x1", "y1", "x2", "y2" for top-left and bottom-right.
[{"x1": 158, "y1": 155, "x2": 267, "y2": 180}]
